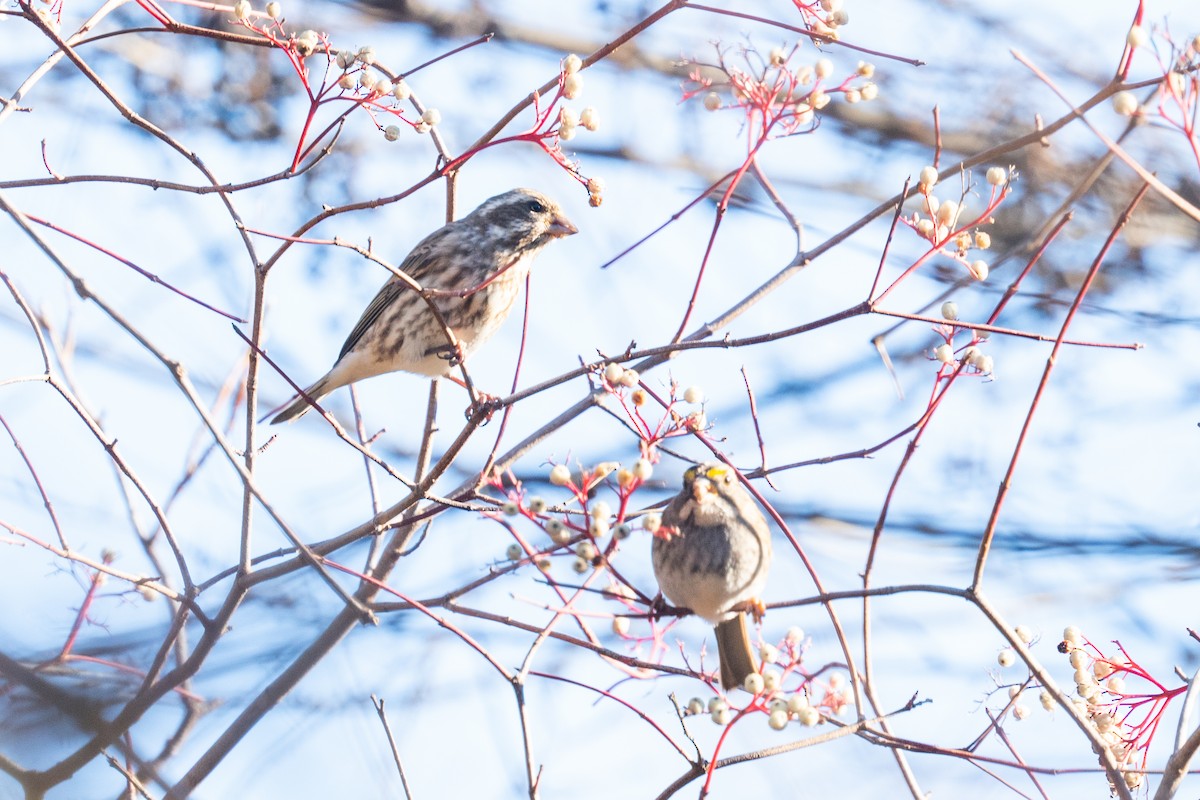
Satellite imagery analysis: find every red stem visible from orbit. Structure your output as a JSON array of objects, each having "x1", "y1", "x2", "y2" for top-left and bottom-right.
[
  {"x1": 972, "y1": 182, "x2": 1151, "y2": 589},
  {"x1": 56, "y1": 569, "x2": 104, "y2": 661}
]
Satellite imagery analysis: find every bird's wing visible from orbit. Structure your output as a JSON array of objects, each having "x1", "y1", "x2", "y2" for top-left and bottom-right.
[
  {"x1": 335, "y1": 230, "x2": 454, "y2": 361},
  {"x1": 337, "y1": 279, "x2": 406, "y2": 360}
]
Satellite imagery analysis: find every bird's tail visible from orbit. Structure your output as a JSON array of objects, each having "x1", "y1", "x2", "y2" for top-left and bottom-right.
[
  {"x1": 715, "y1": 614, "x2": 758, "y2": 691},
  {"x1": 270, "y1": 375, "x2": 332, "y2": 424}
]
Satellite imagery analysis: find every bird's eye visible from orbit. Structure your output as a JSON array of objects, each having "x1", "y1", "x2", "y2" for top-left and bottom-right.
[{"x1": 527, "y1": 199, "x2": 547, "y2": 214}]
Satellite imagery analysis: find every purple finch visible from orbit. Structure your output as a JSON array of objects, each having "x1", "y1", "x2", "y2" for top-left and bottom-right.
[{"x1": 272, "y1": 188, "x2": 577, "y2": 423}]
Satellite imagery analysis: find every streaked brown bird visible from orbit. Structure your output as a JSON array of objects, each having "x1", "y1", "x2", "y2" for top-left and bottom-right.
[
  {"x1": 271, "y1": 188, "x2": 577, "y2": 424},
  {"x1": 652, "y1": 462, "x2": 773, "y2": 690}
]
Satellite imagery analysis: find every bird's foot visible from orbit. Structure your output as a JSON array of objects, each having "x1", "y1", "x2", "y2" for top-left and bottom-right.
[
  {"x1": 466, "y1": 391, "x2": 502, "y2": 422},
  {"x1": 429, "y1": 343, "x2": 464, "y2": 367},
  {"x1": 650, "y1": 593, "x2": 690, "y2": 620},
  {"x1": 731, "y1": 597, "x2": 767, "y2": 623}
]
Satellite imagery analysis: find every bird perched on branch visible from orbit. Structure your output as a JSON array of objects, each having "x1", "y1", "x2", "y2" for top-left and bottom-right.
[
  {"x1": 652, "y1": 462, "x2": 773, "y2": 690},
  {"x1": 271, "y1": 188, "x2": 577, "y2": 424}
]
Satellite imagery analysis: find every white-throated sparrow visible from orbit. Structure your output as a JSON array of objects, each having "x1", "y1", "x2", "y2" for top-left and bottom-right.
[{"x1": 652, "y1": 462, "x2": 773, "y2": 690}]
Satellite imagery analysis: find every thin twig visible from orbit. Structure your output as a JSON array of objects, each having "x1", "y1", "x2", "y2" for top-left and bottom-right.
[{"x1": 371, "y1": 696, "x2": 415, "y2": 800}]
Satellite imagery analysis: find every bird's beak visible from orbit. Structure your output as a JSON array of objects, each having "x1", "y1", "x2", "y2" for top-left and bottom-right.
[
  {"x1": 548, "y1": 213, "x2": 578, "y2": 238},
  {"x1": 691, "y1": 477, "x2": 715, "y2": 504}
]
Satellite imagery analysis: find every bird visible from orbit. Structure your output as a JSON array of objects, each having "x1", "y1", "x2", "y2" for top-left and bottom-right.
[
  {"x1": 271, "y1": 188, "x2": 577, "y2": 424},
  {"x1": 652, "y1": 462, "x2": 773, "y2": 690}
]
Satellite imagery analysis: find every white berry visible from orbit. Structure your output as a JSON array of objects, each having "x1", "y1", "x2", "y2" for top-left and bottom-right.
[{"x1": 1112, "y1": 91, "x2": 1138, "y2": 116}]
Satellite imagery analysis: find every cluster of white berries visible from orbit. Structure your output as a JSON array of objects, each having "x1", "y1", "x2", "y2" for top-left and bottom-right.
[
  {"x1": 330, "y1": 44, "x2": 439, "y2": 139},
  {"x1": 531, "y1": 449, "x2": 680, "y2": 572},
  {"x1": 704, "y1": 52, "x2": 875, "y2": 122},
  {"x1": 685, "y1": 689, "x2": 824, "y2": 730},
  {"x1": 413, "y1": 107, "x2": 441, "y2": 135},
  {"x1": 932, "y1": 300, "x2": 994, "y2": 377},
  {"x1": 1058, "y1": 626, "x2": 1144, "y2": 790},
  {"x1": 601, "y1": 363, "x2": 706, "y2": 431},
  {"x1": 292, "y1": 40, "x2": 430, "y2": 141},
  {"x1": 794, "y1": 60, "x2": 832, "y2": 120},
  {"x1": 504, "y1": 460, "x2": 649, "y2": 574},
  {"x1": 790, "y1": 57, "x2": 877, "y2": 117},
  {"x1": 556, "y1": 55, "x2": 604, "y2": 205},
  {"x1": 991, "y1": 625, "x2": 1143, "y2": 787},
  {"x1": 912, "y1": 165, "x2": 1011, "y2": 282},
  {"x1": 561, "y1": 54, "x2": 585, "y2": 99},
  {"x1": 381, "y1": 82, "x2": 420, "y2": 141},
  {"x1": 231, "y1": 0, "x2": 282, "y2": 21},
  {"x1": 606, "y1": 364, "x2": 704, "y2": 432},
  {"x1": 1112, "y1": 25, "x2": 1197, "y2": 118},
  {"x1": 993, "y1": 624, "x2": 1035, "y2": 719},
  {"x1": 843, "y1": 61, "x2": 878, "y2": 104},
  {"x1": 679, "y1": 626, "x2": 847, "y2": 731},
  {"x1": 937, "y1": 302, "x2": 994, "y2": 375},
  {"x1": 689, "y1": 689, "x2": 823, "y2": 729},
  {"x1": 1112, "y1": 21, "x2": 1189, "y2": 120},
  {"x1": 680, "y1": 388, "x2": 707, "y2": 432},
  {"x1": 557, "y1": 104, "x2": 600, "y2": 142},
  {"x1": 603, "y1": 362, "x2": 640, "y2": 391},
  {"x1": 338, "y1": 49, "x2": 374, "y2": 87},
  {"x1": 932, "y1": 338, "x2": 994, "y2": 378},
  {"x1": 293, "y1": 29, "x2": 321, "y2": 57},
  {"x1": 811, "y1": 0, "x2": 850, "y2": 39},
  {"x1": 585, "y1": 176, "x2": 604, "y2": 207}
]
